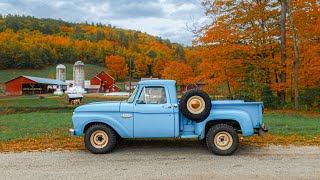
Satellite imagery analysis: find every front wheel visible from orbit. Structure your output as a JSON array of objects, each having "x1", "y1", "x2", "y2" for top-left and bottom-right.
[
  {"x1": 206, "y1": 124, "x2": 239, "y2": 156},
  {"x1": 84, "y1": 124, "x2": 117, "y2": 154}
]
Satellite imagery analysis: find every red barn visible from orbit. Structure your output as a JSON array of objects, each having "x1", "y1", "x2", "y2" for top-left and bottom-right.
[
  {"x1": 90, "y1": 71, "x2": 119, "y2": 92},
  {"x1": 5, "y1": 76, "x2": 67, "y2": 95}
]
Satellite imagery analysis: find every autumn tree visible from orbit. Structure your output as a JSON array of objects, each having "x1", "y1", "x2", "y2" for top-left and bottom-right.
[
  {"x1": 133, "y1": 56, "x2": 148, "y2": 78},
  {"x1": 105, "y1": 55, "x2": 128, "y2": 81},
  {"x1": 162, "y1": 61, "x2": 195, "y2": 86},
  {"x1": 198, "y1": 0, "x2": 279, "y2": 100}
]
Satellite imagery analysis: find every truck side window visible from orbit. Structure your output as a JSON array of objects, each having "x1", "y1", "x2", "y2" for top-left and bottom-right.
[{"x1": 138, "y1": 87, "x2": 167, "y2": 104}]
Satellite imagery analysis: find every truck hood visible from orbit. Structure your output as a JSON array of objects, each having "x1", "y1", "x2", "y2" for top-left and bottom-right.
[{"x1": 74, "y1": 101, "x2": 122, "y2": 112}]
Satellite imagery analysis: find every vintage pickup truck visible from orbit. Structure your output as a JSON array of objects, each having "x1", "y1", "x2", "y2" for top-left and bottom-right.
[{"x1": 70, "y1": 80, "x2": 266, "y2": 155}]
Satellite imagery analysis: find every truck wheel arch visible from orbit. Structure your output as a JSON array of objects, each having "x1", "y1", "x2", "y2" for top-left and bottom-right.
[
  {"x1": 203, "y1": 120, "x2": 241, "y2": 138},
  {"x1": 84, "y1": 121, "x2": 120, "y2": 138}
]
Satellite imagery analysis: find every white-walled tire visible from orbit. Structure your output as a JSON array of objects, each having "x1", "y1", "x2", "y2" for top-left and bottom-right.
[
  {"x1": 206, "y1": 124, "x2": 239, "y2": 156},
  {"x1": 84, "y1": 124, "x2": 117, "y2": 154}
]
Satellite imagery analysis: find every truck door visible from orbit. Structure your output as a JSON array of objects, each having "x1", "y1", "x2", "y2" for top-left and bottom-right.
[{"x1": 133, "y1": 86, "x2": 175, "y2": 137}]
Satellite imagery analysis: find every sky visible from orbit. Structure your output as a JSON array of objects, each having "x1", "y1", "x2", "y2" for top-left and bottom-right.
[{"x1": 0, "y1": 0, "x2": 210, "y2": 45}]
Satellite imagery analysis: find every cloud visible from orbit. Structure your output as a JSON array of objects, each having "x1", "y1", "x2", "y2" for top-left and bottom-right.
[{"x1": 0, "y1": 0, "x2": 210, "y2": 45}]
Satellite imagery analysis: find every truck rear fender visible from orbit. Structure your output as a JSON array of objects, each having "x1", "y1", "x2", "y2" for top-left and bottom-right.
[
  {"x1": 73, "y1": 114, "x2": 131, "y2": 137},
  {"x1": 197, "y1": 109, "x2": 254, "y2": 139}
]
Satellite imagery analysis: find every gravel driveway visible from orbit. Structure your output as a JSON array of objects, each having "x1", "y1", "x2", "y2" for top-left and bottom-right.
[{"x1": 0, "y1": 140, "x2": 319, "y2": 180}]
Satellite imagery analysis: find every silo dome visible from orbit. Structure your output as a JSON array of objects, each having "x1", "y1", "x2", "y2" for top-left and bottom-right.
[
  {"x1": 73, "y1": 61, "x2": 85, "y2": 88},
  {"x1": 56, "y1": 64, "x2": 66, "y2": 82}
]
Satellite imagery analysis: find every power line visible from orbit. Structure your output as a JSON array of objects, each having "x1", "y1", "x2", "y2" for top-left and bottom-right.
[{"x1": 0, "y1": 8, "x2": 10, "y2": 15}]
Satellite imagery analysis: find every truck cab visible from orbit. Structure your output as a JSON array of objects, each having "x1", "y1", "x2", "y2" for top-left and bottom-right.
[{"x1": 70, "y1": 80, "x2": 266, "y2": 155}]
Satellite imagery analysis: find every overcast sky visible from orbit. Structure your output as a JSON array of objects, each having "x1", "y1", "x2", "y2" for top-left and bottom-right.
[{"x1": 0, "y1": 0, "x2": 210, "y2": 45}]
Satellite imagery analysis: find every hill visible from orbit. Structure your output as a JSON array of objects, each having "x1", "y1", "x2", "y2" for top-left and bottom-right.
[{"x1": 0, "y1": 14, "x2": 186, "y2": 80}]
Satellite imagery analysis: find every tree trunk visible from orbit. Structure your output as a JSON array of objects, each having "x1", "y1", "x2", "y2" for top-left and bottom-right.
[
  {"x1": 287, "y1": 0, "x2": 300, "y2": 109},
  {"x1": 279, "y1": 0, "x2": 287, "y2": 104},
  {"x1": 224, "y1": 68, "x2": 233, "y2": 100}
]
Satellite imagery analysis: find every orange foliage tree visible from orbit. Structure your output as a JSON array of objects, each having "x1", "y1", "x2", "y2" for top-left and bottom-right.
[
  {"x1": 195, "y1": 0, "x2": 320, "y2": 105},
  {"x1": 106, "y1": 55, "x2": 128, "y2": 81},
  {"x1": 162, "y1": 61, "x2": 195, "y2": 86}
]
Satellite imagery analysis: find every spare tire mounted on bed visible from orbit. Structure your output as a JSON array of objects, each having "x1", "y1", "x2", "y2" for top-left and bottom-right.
[{"x1": 179, "y1": 89, "x2": 212, "y2": 122}]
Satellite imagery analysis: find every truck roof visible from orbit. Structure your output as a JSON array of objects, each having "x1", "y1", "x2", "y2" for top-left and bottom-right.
[{"x1": 138, "y1": 80, "x2": 176, "y2": 85}]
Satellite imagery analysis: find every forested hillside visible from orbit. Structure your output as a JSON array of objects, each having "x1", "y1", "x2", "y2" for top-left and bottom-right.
[{"x1": 0, "y1": 14, "x2": 185, "y2": 78}]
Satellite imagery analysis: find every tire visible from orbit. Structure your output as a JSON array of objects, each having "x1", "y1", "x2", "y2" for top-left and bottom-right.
[
  {"x1": 179, "y1": 89, "x2": 211, "y2": 122},
  {"x1": 84, "y1": 123, "x2": 117, "y2": 154},
  {"x1": 206, "y1": 124, "x2": 239, "y2": 156}
]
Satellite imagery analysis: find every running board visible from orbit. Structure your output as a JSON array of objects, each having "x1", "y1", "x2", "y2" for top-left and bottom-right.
[{"x1": 179, "y1": 132, "x2": 199, "y2": 139}]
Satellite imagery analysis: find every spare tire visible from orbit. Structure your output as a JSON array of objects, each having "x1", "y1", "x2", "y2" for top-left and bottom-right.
[{"x1": 179, "y1": 89, "x2": 211, "y2": 122}]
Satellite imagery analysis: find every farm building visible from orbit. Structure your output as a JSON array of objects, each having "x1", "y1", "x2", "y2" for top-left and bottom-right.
[
  {"x1": 181, "y1": 81, "x2": 206, "y2": 92},
  {"x1": 125, "y1": 82, "x2": 138, "y2": 91},
  {"x1": 5, "y1": 76, "x2": 67, "y2": 96},
  {"x1": 66, "y1": 71, "x2": 120, "y2": 93},
  {"x1": 125, "y1": 78, "x2": 159, "y2": 91},
  {"x1": 90, "y1": 71, "x2": 119, "y2": 93}
]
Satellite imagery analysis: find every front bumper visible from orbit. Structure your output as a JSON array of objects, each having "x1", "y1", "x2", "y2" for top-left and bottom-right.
[{"x1": 69, "y1": 128, "x2": 75, "y2": 136}]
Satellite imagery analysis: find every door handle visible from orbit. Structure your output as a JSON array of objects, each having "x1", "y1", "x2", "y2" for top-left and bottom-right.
[{"x1": 162, "y1": 105, "x2": 172, "y2": 109}]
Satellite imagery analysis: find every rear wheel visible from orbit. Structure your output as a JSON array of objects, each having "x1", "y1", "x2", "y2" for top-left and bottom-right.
[
  {"x1": 84, "y1": 124, "x2": 117, "y2": 154},
  {"x1": 206, "y1": 124, "x2": 239, "y2": 156}
]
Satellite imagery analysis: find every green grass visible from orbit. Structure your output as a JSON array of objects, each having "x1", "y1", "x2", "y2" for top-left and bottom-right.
[
  {"x1": 0, "y1": 95, "x2": 106, "y2": 114},
  {"x1": 0, "y1": 110, "x2": 319, "y2": 141},
  {"x1": 0, "y1": 95, "x2": 64, "y2": 107},
  {"x1": 264, "y1": 113, "x2": 320, "y2": 137},
  {"x1": 0, "y1": 63, "x2": 106, "y2": 85},
  {"x1": 0, "y1": 112, "x2": 72, "y2": 141}
]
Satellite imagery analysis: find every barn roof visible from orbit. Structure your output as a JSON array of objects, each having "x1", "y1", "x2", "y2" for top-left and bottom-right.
[
  {"x1": 97, "y1": 71, "x2": 115, "y2": 80},
  {"x1": 23, "y1": 76, "x2": 67, "y2": 85},
  {"x1": 6, "y1": 76, "x2": 67, "y2": 85}
]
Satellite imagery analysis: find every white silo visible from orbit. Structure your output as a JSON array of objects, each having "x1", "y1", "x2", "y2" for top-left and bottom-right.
[
  {"x1": 56, "y1": 64, "x2": 66, "y2": 82},
  {"x1": 73, "y1": 61, "x2": 85, "y2": 88},
  {"x1": 54, "y1": 64, "x2": 66, "y2": 95}
]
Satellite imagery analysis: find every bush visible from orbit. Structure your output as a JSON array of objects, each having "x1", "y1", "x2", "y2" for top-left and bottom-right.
[
  {"x1": 300, "y1": 87, "x2": 320, "y2": 107},
  {"x1": 262, "y1": 86, "x2": 279, "y2": 108}
]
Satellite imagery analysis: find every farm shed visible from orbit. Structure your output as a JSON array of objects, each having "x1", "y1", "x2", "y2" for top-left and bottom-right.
[
  {"x1": 5, "y1": 76, "x2": 67, "y2": 96},
  {"x1": 90, "y1": 71, "x2": 119, "y2": 93}
]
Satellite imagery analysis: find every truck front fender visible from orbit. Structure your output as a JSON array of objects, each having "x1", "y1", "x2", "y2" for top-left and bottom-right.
[
  {"x1": 196, "y1": 109, "x2": 254, "y2": 139},
  {"x1": 72, "y1": 113, "x2": 132, "y2": 138}
]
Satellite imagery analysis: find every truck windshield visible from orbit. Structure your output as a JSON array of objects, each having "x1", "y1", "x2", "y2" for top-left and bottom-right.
[{"x1": 127, "y1": 85, "x2": 139, "y2": 103}]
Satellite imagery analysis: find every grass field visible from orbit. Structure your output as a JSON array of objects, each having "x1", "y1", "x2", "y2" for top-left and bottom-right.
[
  {"x1": 0, "y1": 112, "x2": 72, "y2": 141},
  {"x1": 0, "y1": 110, "x2": 319, "y2": 141},
  {"x1": 0, "y1": 91, "x2": 319, "y2": 143},
  {"x1": 264, "y1": 113, "x2": 320, "y2": 137},
  {"x1": 0, "y1": 63, "x2": 106, "y2": 86}
]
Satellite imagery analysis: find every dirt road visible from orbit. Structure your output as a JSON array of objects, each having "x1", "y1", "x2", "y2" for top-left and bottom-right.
[{"x1": 0, "y1": 140, "x2": 319, "y2": 180}]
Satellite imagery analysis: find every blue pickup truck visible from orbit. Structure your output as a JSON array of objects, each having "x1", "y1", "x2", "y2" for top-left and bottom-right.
[{"x1": 70, "y1": 80, "x2": 266, "y2": 155}]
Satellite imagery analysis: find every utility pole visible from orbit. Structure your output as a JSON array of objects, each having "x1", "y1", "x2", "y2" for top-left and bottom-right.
[{"x1": 129, "y1": 58, "x2": 132, "y2": 93}]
